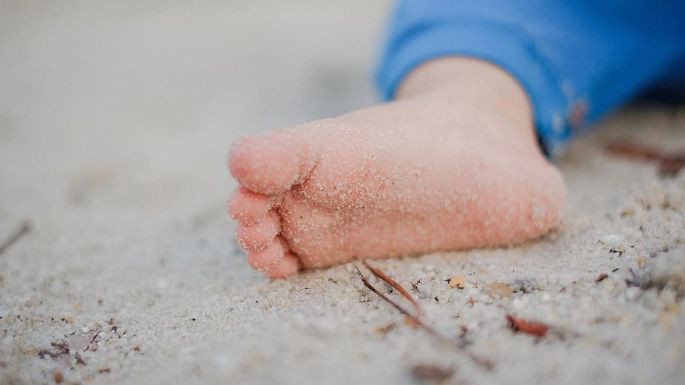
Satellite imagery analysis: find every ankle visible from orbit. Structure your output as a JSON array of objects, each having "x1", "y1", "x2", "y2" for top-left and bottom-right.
[
  {"x1": 398, "y1": 57, "x2": 538, "y2": 149},
  {"x1": 397, "y1": 58, "x2": 529, "y2": 107}
]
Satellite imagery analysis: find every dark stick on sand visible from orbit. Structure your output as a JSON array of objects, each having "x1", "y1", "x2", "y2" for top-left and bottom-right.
[
  {"x1": 363, "y1": 260, "x2": 422, "y2": 317},
  {"x1": 355, "y1": 263, "x2": 494, "y2": 370},
  {"x1": 0, "y1": 221, "x2": 31, "y2": 255},
  {"x1": 606, "y1": 142, "x2": 685, "y2": 177}
]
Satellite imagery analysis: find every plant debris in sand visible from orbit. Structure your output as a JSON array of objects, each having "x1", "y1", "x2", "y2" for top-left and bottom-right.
[
  {"x1": 605, "y1": 142, "x2": 685, "y2": 177},
  {"x1": 0, "y1": 221, "x2": 31, "y2": 255},
  {"x1": 355, "y1": 262, "x2": 494, "y2": 370},
  {"x1": 410, "y1": 364, "x2": 454, "y2": 383},
  {"x1": 506, "y1": 315, "x2": 550, "y2": 338}
]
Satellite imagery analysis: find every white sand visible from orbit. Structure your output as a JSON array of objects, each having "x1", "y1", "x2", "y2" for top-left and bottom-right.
[{"x1": 1, "y1": 1, "x2": 684, "y2": 384}]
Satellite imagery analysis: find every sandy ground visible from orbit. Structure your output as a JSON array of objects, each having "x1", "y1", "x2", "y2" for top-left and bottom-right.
[{"x1": 1, "y1": 1, "x2": 684, "y2": 384}]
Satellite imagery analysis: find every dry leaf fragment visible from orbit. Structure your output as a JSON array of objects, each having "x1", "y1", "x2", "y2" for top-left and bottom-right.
[
  {"x1": 54, "y1": 370, "x2": 64, "y2": 384},
  {"x1": 595, "y1": 273, "x2": 609, "y2": 283},
  {"x1": 486, "y1": 282, "x2": 513, "y2": 298},
  {"x1": 410, "y1": 364, "x2": 454, "y2": 383},
  {"x1": 374, "y1": 322, "x2": 397, "y2": 335},
  {"x1": 506, "y1": 315, "x2": 550, "y2": 337},
  {"x1": 404, "y1": 315, "x2": 420, "y2": 328},
  {"x1": 448, "y1": 275, "x2": 466, "y2": 289}
]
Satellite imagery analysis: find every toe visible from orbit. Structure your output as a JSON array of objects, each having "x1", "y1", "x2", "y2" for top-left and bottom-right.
[
  {"x1": 247, "y1": 237, "x2": 287, "y2": 272},
  {"x1": 228, "y1": 187, "x2": 276, "y2": 226},
  {"x1": 228, "y1": 127, "x2": 317, "y2": 195},
  {"x1": 265, "y1": 253, "x2": 301, "y2": 279},
  {"x1": 236, "y1": 211, "x2": 281, "y2": 251}
]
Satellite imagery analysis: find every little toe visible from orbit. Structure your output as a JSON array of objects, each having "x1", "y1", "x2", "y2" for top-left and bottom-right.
[
  {"x1": 247, "y1": 237, "x2": 287, "y2": 272},
  {"x1": 228, "y1": 127, "x2": 317, "y2": 195},
  {"x1": 236, "y1": 211, "x2": 281, "y2": 251},
  {"x1": 228, "y1": 187, "x2": 277, "y2": 226},
  {"x1": 265, "y1": 253, "x2": 301, "y2": 279}
]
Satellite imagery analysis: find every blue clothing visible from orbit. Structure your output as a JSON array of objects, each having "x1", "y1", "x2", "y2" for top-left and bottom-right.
[{"x1": 376, "y1": 1, "x2": 685, "y2": 155}]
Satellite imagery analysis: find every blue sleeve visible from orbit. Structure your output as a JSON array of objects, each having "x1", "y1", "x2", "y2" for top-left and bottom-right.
[{"x1": 376, "y1": 0, "x2": 685, "y2": 156}]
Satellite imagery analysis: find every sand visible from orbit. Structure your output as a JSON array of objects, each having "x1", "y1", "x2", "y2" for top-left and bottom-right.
[{"x1": 1, "y1": 1, "x2": 684, "y2": 384}]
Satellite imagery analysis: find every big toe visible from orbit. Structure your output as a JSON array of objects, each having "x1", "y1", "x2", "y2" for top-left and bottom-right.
[{"x1": 229, "y1": 127, "x2": 317, "y2": 195}]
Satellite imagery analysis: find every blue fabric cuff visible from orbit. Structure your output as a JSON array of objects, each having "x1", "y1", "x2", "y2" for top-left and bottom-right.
[{"x1": 376, "y1": 18, "x2": 575, "y2": 156}]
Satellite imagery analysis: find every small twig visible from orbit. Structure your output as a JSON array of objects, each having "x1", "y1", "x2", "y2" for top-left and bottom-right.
[
  {"x1": 355, "y1": 265, "x2": 413, "y2": 318},
  {"x1": 85, "y1": 327, "x2": 101, "y2": 352},
  {"x1": 0, "y1": 221, "x2": 31, "y2": 255},
  {"x1": 606, "y1": 142, "x2": 685, "y2": 177},
  {"x1": 363, "y1": 260, "x2": 422, "y2": 317},
  {"x1": 354, "y1": 265, "x2": 494, "y2": 370}
]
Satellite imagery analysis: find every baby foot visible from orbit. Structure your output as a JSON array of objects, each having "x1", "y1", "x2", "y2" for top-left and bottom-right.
[{"x1": 228, "y1": 59, "x2": 565, "y2": 278}]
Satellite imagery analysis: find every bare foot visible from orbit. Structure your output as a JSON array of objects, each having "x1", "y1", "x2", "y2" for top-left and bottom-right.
[{"x1": 228, "y1": 58, "x2": 565, "y2": 278}]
